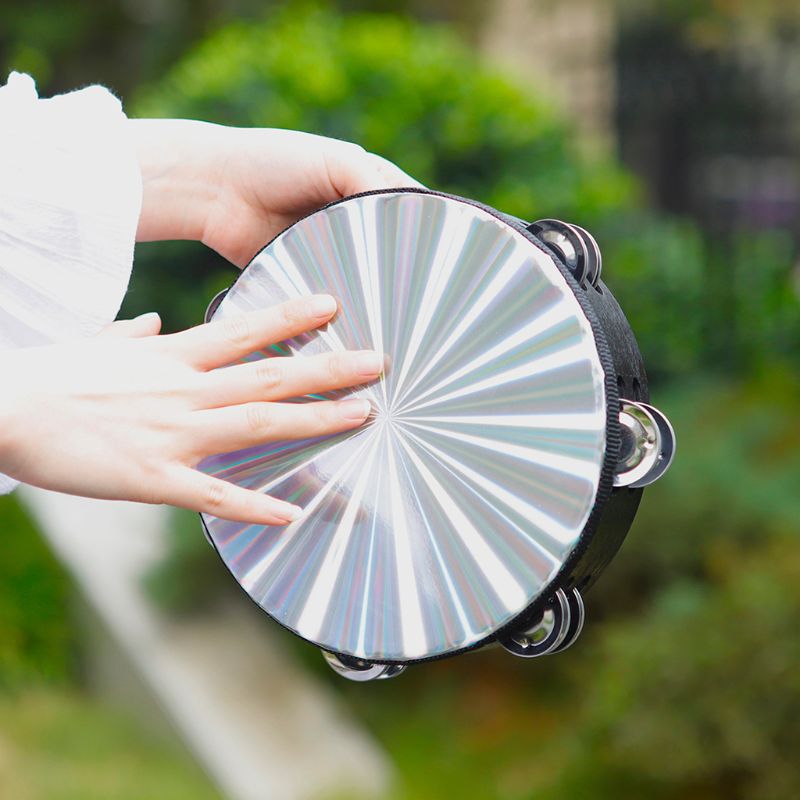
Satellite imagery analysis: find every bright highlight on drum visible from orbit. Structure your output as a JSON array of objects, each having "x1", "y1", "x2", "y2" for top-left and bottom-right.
[{"x1": 199, "y1": 189, "x2": 675, "y2": 681}]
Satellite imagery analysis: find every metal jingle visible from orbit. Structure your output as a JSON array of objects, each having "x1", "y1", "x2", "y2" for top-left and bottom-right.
[
  {"x1": 630, "y1": 402, "x2": 676, "y2": 487},
  {"x1": 499, "y1": 588, "x2": 571, "y2": 658},
  {"x1": 374, "y1": 664, "x2": 408, "y2": 680},
  {"x1": 569, "y1": 223, "x2": 602, "y2": 287},
  {"x1": 614, "y1": 400, "x2": 677, "y2": 489},
  {"x1": 527, "y1": 219, "x2": 590, "y2": 286},
  {"x1": 204, "y1": 288, "x2": 229, "y2": 323},
  {"x1": 322, "y1": 651, "x2": 407, "y2": 682},
  {"x1": 548, "y1": 588, "x2": 585, "y2": 654}
]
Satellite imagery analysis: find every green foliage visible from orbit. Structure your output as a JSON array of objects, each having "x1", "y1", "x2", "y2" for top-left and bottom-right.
[
  {"x1": 0, "y1": 496, "x2": 219, "y2": 797},
  {"x1": 554, "y1": 539, "x2": 800, "y2": 800},
  {"x1": 600, "y1": 213, "x2": 708, "y2": 379},
  {"x1": 122, "y1": 240, "x2": 235, "y2": 336},
  {"x1": 0, "y1": 496, "x2": 74, "y2": 689},
  {"x1": 134, "y1": 6, "x2": 636, "y2": 222},
  {"x1": 597, "y1": 217, "x2": 800, "y2": 382},
  {"x1": 0, "y1": 688, "x2": 220, "y2": 799},
  {"x1": 142, "y1": 507, "x2": 234, "y2": 615}
]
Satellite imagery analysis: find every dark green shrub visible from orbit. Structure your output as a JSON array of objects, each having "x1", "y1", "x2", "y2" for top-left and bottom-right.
[
  {"x1": 133, "y1": 7, "x2": 636, "y2": 221},
  {"x1": 0, "y1": 496, "x2": 74, "y2": 688},
  {"x1": 552, "y1": 538, "x2": 800, "y2": 800}
]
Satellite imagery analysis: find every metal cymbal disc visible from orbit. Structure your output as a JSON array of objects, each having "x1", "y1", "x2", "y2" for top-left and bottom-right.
[{"x1": 548, "y1": 588, "x2": 585, "y2": 654}]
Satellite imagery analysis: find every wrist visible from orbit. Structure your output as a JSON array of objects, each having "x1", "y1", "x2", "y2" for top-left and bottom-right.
[{"x1": 130, "y1": 118, "x2": 228, "y2": 244}]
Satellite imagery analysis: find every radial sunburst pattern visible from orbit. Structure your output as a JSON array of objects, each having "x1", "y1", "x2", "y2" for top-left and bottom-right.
[{"x1": 200, "y1": 191, "x2": 607, "y2": 662}]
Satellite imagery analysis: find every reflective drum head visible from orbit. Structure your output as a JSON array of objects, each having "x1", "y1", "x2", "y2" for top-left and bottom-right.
[{"x1": 199, "y1": 190, "x2": 672, "y2": 669}]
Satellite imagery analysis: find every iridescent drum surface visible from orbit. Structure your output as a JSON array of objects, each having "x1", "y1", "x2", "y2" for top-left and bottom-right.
[{"x1": 199, "y1": 189, "x2": 674, "y2": 674}]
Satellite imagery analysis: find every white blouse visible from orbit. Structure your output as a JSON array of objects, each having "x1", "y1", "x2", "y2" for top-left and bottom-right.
[{"x1": 0, "y1": 72, "x2": 142, "y2": 494}]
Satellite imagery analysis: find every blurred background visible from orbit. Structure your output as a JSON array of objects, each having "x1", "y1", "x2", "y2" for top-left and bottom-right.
[{"x1": 1, "y1": 1, "x2": 799, "y2": 798}]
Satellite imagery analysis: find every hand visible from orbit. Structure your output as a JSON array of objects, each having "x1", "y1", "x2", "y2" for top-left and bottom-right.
[
  {"x1": 0, "y1": 295, "x2": 383, "y2": 525},
  {"x1": 131, "y1": 119, "x2": 422, "y2": 266}
]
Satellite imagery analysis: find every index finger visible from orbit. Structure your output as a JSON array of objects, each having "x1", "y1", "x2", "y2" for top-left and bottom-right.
[{"x1": 161, "y1": 294, "x2": 339, "y2": 370}]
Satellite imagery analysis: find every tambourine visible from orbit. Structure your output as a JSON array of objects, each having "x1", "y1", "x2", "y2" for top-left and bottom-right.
[{"x1": 199, "y1": 189, "x2": 675, "y2": 681}]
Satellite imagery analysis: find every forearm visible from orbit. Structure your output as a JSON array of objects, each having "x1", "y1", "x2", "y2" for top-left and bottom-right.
[{"x1": 130, "y1": 118, "x2": 226, "y2": 244}]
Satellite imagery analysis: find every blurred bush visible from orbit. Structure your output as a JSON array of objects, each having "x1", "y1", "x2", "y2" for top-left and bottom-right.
[
  {"x1": 0, "y1": 495, "x2": 73, "y2": 688},
  {"x1": 0, "y1": 688, "x2": 221, "y2": 799},
  {"x1": 548, "y1": 537, "x2": 800, "y2": 800},
  {"x1": 142, "y1": 505, "x2": 231, "y2": 617},
  {"x1": 132, "y1": 6, "x2": 637, "y2": 220},
  {"x1": 0, "y1": 494, "x2": 221, "y2": 798}
]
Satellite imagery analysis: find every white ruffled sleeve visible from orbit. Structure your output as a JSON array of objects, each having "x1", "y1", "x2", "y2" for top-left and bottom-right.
[{"x1": 0, "y1": 72, "x2": 143, "y2": 494}]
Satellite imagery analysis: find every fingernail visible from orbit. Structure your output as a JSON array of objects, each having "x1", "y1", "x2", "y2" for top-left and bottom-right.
[
  {"x1": 276, "y1": 502, "x2": 303, "y2": 523},
  {"x1": 353, "y1": 350, "x2": 385, "y2": 377},
  {"x1": 339, "y1": 398, "x2": 371, "y2": 421},
  {"x1": 135, "y1": 311, "x2": 160, "y2": 323},
  {"x1": 308, "y1": 294, "x2": 338, "y2": 319}
]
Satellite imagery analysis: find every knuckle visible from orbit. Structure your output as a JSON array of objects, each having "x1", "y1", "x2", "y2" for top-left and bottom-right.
[
  {"x1": 330, "y1": 139, "x2": 365, "y2": 160},
  {"x1": 254, "y1": 359, "x2": 282, "y2": 393},
  {"x1": 326, "y1": 353, "x2": 346, "y2": 383},
  {"x1": 246, "y1": 403, "x2": 273, "y2": 437},
  {"x1": 203, "y1": 479, "x2": 228, "y2": 510},
  {"x1": 281, "y1": 300, "x2": 304, "y2": 329},
  {"x1": 138, "y1": 468, "x2": 171, "y2": 505},
  {"x1": 344, "y1": 141, "x2": 367, "y2": 158},
  {"x1": 221, "y1": 314, "x2": 251, "y2": 349},
  {"x1": 315, "y1": 402, "x2": 336, "y2": 430}
]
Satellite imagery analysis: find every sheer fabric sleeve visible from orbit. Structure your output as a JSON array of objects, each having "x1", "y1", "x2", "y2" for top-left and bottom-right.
[{"x1": 0, "y1": 72, "x2": 143, "y2": 494}]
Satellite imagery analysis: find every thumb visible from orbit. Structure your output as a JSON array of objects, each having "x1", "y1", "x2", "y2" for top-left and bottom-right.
[
  {"x1": 324, "y1": 141, "x2": 425, "y2": 197},
  {"x1": 368, "y1": 153, "x2": 426, "y2": 191},
  {"x1": 97, "y1": 312, "x2": 162, "y2": 339}
]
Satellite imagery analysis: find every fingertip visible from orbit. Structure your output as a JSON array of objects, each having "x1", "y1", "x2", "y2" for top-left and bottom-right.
[
  {"x1": 338, "y1": 397, "x2": 372, "y2": 422},
  {"x1": 96, "y1": 312, "x2": 162, "y2": 339},
  {"x1": 253, "y1": 499, "x2": 303, "y2": 526},
  {"x1": 369, "y1": 153, "x2": 426, "y2": 190},
  {"x1": 136, "y1": 311, "x2": 163, "y2": 336},
  {"x1": 275, "y1": 503, "x2": 304, "y2": 524},
  {"x1": 308, "y1": 293, "x2": 339, "y2": 320}
]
